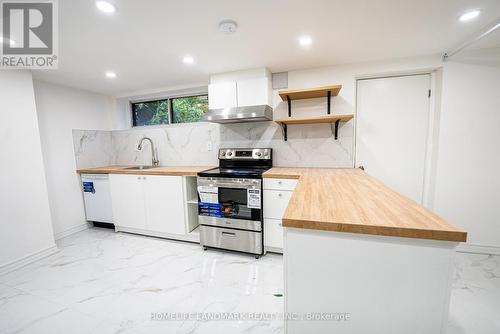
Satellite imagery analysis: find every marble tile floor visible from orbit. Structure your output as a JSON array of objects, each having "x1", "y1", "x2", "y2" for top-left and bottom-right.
[{"x1": 0, "y1": 228, "x2": 498, "y2": 334}]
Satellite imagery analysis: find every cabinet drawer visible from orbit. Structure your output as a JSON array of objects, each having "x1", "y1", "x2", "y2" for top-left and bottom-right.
[
  {"x1": 264, "y1": 190, "x2": 293, "y2": 219},
  {"x1": 200, "y1": 225, "x2": 262, "y2": 255},
  {"x1": 263, "y1": 178, "x2": 298, "y2": 191},
  {"x1": 264, "y1": 218, "x2": 283, "y2": 250}
]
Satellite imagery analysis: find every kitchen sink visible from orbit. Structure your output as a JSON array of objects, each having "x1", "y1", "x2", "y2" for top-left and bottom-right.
[{"x1": 125, "y1": 165, "x2": 158, "y2": 170}]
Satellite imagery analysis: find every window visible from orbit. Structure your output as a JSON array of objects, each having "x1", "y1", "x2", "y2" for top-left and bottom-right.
[
  {"x1": 131, "y1": 99, "x2": 169, "y2": 127},
  {"x1": 171, "y1": 95, "x2": 209, "y2": 123},
  {"x1": 131, "y1": 94, "x2": 208, "y2": 127}
]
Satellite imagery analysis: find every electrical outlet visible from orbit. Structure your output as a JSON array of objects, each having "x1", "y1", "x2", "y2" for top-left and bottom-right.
[{"x1": 206, "y1": 141, "x2": 213, "y2": 151}]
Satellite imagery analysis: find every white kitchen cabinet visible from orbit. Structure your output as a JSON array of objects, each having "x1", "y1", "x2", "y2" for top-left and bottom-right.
[
  {"x1": 263, "y1": 190, "x2": 293, "y2": 220},
  {"x1": 263, "y1": 178, "x2": 297, "y2": 253},
  {"x1": 208, "y1": 81, "x2": 237, "y2": 109},
  {"x1": 144, "y1": 175, "x2": 186, "y2": 235},
  {"x1": 236, "y1": 77, "x2": 271, "y2": 107},
  {"x1": 109, "y1": 174, "x2": 147, "y2": 230},
  {"x1": 264, "y1": 218, "x2": 283, "y2": 249},
  {"x1": 110, "y1": 174, "x2": 186, "y2": 237},
  {"x1": 263, "y1": 178, "x2": 298, "y2": 191}
]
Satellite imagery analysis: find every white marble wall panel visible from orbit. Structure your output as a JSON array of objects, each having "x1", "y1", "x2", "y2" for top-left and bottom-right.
[
  {"x1": 72, "y1": 118, "x2": 354, "y2": 168},
  {"x1": 72, "y1": 129, "x2": 114, "y2": 169}
]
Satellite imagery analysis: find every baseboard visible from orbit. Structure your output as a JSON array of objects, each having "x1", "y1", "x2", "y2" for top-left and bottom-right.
[
  {"x1": 54, "y1": 222, "x2": 90, "y2": 240},
  {"x1": 457, "y1": 243, "x2": 500, "y2": 256},
  {"x1": 0, "y1": 245, "x2": 59, "y2": 276},
  {"x1": 265, "y1": 246, "x2": 283, "y2": 254},
  {"x1": 116, "y1": 226, "x2": 200, "y2": 243}
]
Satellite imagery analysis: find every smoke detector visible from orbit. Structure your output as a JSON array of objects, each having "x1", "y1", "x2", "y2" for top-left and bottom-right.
[{"x1": 218, "y1": 20, "x2": 238, "y2": 34}]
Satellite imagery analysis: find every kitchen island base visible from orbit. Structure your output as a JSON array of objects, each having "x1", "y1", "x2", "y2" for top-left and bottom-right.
[{"x1": 284, "y1": 227, "x2": 457, "y2": 334}]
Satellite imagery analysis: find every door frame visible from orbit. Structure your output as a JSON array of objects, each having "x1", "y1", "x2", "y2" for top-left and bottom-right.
[{"x1": 353, "y1": 69, "x2": 442, "y2": 208}]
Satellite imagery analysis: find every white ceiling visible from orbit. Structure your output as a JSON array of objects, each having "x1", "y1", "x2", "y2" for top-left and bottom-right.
[{"x1": 32, "y1": 0, "x2": 500, "y2": 96}]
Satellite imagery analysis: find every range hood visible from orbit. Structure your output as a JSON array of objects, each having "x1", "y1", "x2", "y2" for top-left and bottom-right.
[{"x1": 203, "y1": 105, "x2": 273, "y2": 123}]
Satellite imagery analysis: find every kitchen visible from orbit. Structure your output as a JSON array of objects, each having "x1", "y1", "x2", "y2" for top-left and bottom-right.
[{"x1": 1, "y1": 1, "x2": 500, "y2": 334}]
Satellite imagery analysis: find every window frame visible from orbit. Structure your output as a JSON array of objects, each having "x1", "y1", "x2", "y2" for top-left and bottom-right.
[
  {"x1": 130, "y1": 98, "x2": 171, "y2": 127},
  {"x1": 130, "y1": 93, "x2": 209, "y2": 128},
  {"x1": 169, "y1": 94, "x2": 209, "y2": 125}
]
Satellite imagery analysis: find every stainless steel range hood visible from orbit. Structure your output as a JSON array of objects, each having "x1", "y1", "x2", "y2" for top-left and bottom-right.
[{"x1": 202, "y1": 105, "x2": 273, "y2": 123}]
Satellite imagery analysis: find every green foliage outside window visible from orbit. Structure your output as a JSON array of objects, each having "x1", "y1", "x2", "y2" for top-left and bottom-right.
[
  {"x1": 172, "y1": 95, "x2": 209, "y2": 123},
  {"x1": 132, "y1": 99, "x2": 169, "y2": 126},
  {"x1": 131, "y1": 95, "x2": 208, "y2": 126}
]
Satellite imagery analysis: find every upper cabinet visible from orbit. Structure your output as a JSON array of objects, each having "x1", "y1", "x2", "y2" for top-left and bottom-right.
[
  {"x1": 208, "y1": 81, "x2": 238, "y2": 110},
  {"x1": 208, "y1": 68, "x2": 272, "y2": 110}
]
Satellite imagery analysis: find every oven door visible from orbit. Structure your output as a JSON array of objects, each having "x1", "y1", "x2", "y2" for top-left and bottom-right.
[{"x1": 197, "y1": 177, "x2": 262, "y2": 227}]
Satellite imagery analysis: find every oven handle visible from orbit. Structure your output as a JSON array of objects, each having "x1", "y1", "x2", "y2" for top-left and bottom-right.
[
  {"x1": 222, "y1": 232, "x2": 237, "y2": 237},
  {"x1": 198, "y1": 179, "x2": 261, "y2": 188}
]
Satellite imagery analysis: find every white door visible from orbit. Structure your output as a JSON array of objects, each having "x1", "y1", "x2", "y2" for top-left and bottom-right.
[
  {"x1": 356, "y1": 74, "x2": 431, "y2": 203},
  {"x1": 109, "y1": 174, "x2": 146, "y2": 229},
  {"x1": 237, "y1": 77, "x2": 271, "y2": 107},
  {"x1": 144, "y1": 175, "x2": 186, "y2": 235},
  {"x1": 208, "y1": 82, "x2": 237, "y2": 109}
]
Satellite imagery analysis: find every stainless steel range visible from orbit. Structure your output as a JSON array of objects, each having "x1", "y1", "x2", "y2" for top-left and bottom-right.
[{"x1": 197, "y1": 148, "x2": 272, "y2": 258}]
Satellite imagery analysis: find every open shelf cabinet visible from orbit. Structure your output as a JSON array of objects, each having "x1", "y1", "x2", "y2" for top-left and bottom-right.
[
  {"x1": 276, "y1": 85, "x2": 353, "y2": 141},
  {"x1": 274, "y1": 114, "x2": 353, "y2": 125},
  {"x1": 184, "y1": 176, "x2": 199, "y2": 233},
  {"x1": 278, "y1": 85, "x2": 342, "y2": 101}
]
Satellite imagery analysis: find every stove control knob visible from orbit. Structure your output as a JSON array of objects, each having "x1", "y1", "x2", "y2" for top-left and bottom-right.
[
  {"x1": 256, "y1": 152, "x2": 262, "y2": 157},
  {"x1": 221, "y1": 151, "x2": 226, "y2": 156},
  {"x1": 227, "y1": 151, "x2": 233, "y2": 156}
]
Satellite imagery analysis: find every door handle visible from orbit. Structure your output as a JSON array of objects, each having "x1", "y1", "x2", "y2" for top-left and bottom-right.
[{"x1": 222, "y1": 232, "x2": 236, "y2": 237}]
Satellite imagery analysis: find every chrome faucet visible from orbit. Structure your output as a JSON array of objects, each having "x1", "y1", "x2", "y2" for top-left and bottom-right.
[{"x1": 137, "y1": 137, "x2": 159, "y2": 166}]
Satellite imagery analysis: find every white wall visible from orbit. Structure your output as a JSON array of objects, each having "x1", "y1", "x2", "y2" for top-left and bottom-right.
[
  {"x1": 83, "y1": 54, "x2": 499, "y2": 251},
  {"x1": 433, "y1": 62, "x2": 500, "y2": 252},
  {"x1": 34, "y1": 80, "x2": 115, "y2": 239},
  {"x1": 0, "y1": 71, "x2": 56, "y2": 271}
]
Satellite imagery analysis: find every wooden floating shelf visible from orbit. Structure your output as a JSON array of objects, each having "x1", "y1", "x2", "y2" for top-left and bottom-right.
[
  {"x1": 274, "y1": 114, "x2": 353, "y2": 125},
  {"x1": 278, "y1": 85, "x2": 342, "y2": 101},
  {"x1": 275, "y1": 114, "x2": 354, "y2": 141}
]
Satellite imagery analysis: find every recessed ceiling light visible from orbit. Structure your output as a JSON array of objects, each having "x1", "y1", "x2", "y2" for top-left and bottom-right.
[
  {"x1": 458, "y1": 10, "x2": 480, "y2": 22},
  {"x1": 183, "y1": 55, "x2": 194, "y2": 65},
  {"x1": 95, "y1": 1, "x2": 116, "y2": 14},
  {"x1": 105, "y1": 71, "x2": 117, "y2": 78},
  {"x1": 299, "y1": 35, "x2": 312, "y2": 47}
]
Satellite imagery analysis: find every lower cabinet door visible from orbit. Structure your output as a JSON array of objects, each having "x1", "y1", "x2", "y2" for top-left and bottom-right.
[
  {"x1": 263, "y1": 190, "x2": 293, "y2": 220},
  {"x1": 144, "y1": 175, "x2": 186, "y2": 235},
  {"x1": 264, "y1": 218, "x2": 284, "y2": 250},
  {"x1": 109, "y1": 174, "x2": 147, "y2": 230}
]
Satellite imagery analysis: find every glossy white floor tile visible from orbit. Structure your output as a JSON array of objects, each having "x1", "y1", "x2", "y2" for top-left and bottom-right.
[
  {"x1": 448, "y1": 252, "x2": 500, "y2": 334},
  {"x1": 1, "y1": 228, "x2": 498, "y2": 334},
  {"x1": 0, "y1": 228, "x2": 284, "y2": 334}
]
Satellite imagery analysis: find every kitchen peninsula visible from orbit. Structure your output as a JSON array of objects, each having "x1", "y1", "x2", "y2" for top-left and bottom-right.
[{"x1": 263, "y1": 167, "x2": 467, "y2": 334}]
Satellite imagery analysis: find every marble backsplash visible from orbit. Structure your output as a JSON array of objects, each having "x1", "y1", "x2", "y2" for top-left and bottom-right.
[
  {"x1": 72, "y1": 120, "x2": 354, "y2": 169},
  {"x1": 73, "y1": 129, "x2": 115, "y2": 168}
]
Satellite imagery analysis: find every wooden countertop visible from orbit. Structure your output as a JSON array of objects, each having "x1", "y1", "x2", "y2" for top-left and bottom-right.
[
  {"x1": 263, "y1": 167, "x2": 467, "y2": 242},
  {"x1": 77, "y1": 165, "x2": 214, "y2": 177}
]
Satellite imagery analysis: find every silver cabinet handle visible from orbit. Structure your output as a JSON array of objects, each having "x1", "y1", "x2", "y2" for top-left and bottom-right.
[
  {"x1": 278, "y1": 180, "x2": 282, "y2": 185},
  {"x1": 278, "y1": 193, "x2": 283, "y2": 197},
  {"x1": 137, "y1": 176, "x2": 140, "y2": 180},
  {"x1": 143, "y1": 176, "x2": 147, "y2": 180},
  {"x1": 222, "y1": 232, "x2": 236, "y2": 237}
]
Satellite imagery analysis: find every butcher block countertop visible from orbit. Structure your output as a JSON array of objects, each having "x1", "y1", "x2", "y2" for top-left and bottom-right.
[
  {"x1": 263, "y1": 167, "x2": 467, "y2": 242},
  {"x1": 77, "y1": 165, "x2": 214, "y2": 177}
]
